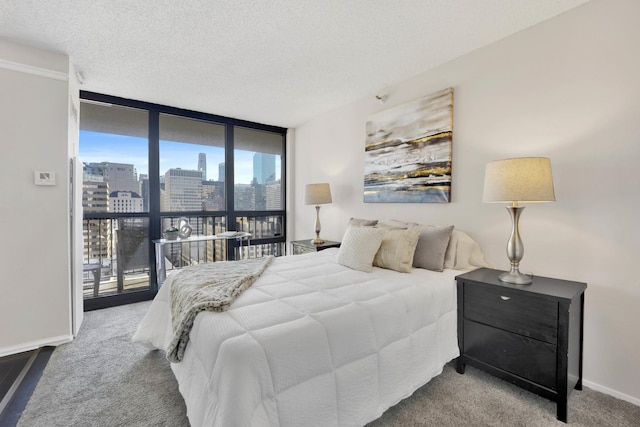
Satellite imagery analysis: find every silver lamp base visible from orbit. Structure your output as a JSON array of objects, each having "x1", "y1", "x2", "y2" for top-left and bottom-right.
[
  {"x1": 312, "y1": 205, "x2": 325, "y2": 245},
  {"x1": 499, "y1": 268, "x2": 532, "y2": 285},
  {"x1": 500, "y1": 205, "x2": 533, "y2": 285}
]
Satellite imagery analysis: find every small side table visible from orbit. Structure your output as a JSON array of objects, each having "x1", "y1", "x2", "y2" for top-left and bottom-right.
[
  {"x1": 290, "y1": 239, "x2": 340, "y2": 255},
  {"x1": 455, "y1": 267, "x2": 586, "y2": 423}
]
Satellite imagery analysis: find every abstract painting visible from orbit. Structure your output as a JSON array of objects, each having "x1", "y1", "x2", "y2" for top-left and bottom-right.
[{"x1": 364, "y1": 87, "x2": 453, "y2": 203}]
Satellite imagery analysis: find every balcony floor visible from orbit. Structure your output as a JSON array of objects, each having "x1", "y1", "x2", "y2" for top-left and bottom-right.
[{"x1": 83, "y1": 274, "x2": 150, "y2": 298}]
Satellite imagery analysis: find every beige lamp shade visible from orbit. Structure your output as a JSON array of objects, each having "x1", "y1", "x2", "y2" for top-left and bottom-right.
[
  {"x1": 483, "y1": 157, "x2": 555, "y2": 203},
  {"x1": 304, "y1": 183, "x2": 332, "y2": 205}
]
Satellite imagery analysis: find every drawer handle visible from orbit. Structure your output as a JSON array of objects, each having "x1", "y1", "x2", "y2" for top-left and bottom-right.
[{"x1": 500, "y1": 296, "x2": 511, "y2": 301}]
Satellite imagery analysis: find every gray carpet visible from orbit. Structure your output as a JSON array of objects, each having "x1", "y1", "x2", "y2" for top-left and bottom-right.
[{"x1": 18, "y1": 301, "x2": 640, "y2": 427}]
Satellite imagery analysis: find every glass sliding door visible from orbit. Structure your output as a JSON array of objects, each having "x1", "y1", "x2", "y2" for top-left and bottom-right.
[{"x1": 79, "y1": 101, "x2": 151, "y2": 302}]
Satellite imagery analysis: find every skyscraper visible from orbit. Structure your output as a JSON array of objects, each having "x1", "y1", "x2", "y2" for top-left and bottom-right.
[
  {"x1": 218, "y1": 162, "x2": 225, "y2": 182},
  {"x1": 198, "y1": 153, "x2": 207, "y2": 181},
  {"x1": 253, "y1": 153, "x2": 276, "y2": 184}
]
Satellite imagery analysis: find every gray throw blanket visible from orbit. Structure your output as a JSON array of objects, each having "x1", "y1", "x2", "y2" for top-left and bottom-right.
[{"x1": 166, "y1": 256, "x2": 274, "y2": 363}]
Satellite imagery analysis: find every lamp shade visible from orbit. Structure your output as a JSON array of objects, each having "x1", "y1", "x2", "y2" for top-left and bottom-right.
[
  {"x1": 483, "y1": 157, "x2": 555, "y2": 203},
  {"x1": 304, "y1": 183, "x2": 332, "y2": 205}
]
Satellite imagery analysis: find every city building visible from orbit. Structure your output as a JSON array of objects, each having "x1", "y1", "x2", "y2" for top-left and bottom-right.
[
  {"x1": 82, "y1": 181, "x2": 109, "y2": 212},
  {"x1": 202, "y1": 180, "x2": 225, "y2": 211},
  {"x1": 109, "y1": 191, "x2": 144, "y2": 213},
  {"x1": 218, "y1": 162, "x2": 225, "y2": 182},
  {"x1": 198, "y1": 153, "x2": 207, "y2": 181},
  {"x1": 252, "y1": 153, "x2": 276, "y2": 184},
  {"x1": 138, "y1": 174, "x2": 149, "y2": 212},
  {"x1": 234, "y1": 184, "x2": 255, "y2": 211},
  {"x1": 85, "y1": 162, "x2": 139, "y2": 194},
  {"x1": 162, "y1": 168, "x2": 203, "y2": 211},
  {"x1": 265, "y1": 180, "x2": 282, "y2": 210}
]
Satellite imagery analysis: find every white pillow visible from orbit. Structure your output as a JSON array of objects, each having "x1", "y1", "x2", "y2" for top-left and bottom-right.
[
  {"x1": 443, "y1": 229, "x2": 492, "y2": 270},
  {"x1": 376, "y1": 219, "x2": 410, "y2": 229},
  {"x1": 337, "y1": 226, "x2": 386, "y2": 272}
]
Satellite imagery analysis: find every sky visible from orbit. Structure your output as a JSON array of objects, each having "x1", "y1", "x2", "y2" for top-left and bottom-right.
[{"x1": 79, "y1": 130, "x2": 280, "y2": 184}]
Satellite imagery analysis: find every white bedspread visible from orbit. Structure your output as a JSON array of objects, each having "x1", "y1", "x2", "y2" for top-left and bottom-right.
[{"x1": 133, "y1": 248, "x2": 460, "y2": 427}]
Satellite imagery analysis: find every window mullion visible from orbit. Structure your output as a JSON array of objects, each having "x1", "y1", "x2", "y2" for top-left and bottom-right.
[
  {"x1": 148, "y1": 110, "x2": 160, "y2": 289},
  {"x1": 225, "y1": 123, "x2": 236, "y2": 260}
]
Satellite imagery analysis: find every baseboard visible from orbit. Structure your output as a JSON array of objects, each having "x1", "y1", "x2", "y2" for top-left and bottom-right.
[
  {"x1": 583, "y1": 379, "x2": 640, "y2": 407},
  {"x1": 0, "y1": 335, "x2": 72, "y2": 359}
]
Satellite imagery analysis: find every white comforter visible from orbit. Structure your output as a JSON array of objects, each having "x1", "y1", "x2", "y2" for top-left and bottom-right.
[{"x1": 133, "y1": 248, "x2": 460, "y2": 427}]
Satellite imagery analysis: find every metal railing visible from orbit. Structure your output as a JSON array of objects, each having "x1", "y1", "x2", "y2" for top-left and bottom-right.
[{"x1": 82, "y1": 213, "x2": 286, "y2": 298}]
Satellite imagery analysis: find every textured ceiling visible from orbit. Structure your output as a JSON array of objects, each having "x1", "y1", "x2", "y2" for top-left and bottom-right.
[{"x1": 0, "y1": 0, "x2": 588, "y2": 128}]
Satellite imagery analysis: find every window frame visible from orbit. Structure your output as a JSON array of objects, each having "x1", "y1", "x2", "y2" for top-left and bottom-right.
[{"x1": 80, "y1": 91, "x2": 287, "y2": 310}]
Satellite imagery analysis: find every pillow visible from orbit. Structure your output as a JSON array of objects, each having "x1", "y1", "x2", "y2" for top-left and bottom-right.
[
  {"x1": 337, "y1": 226, "x2": 386, "y2": 272},
  {"x1": 373, "y1": 228, "x2": 422, "y2": 273},
  {"x1": 376, "y1": 219, "x2": 410, "y2": 229},
  {"x1": 348, "y1": 217, "x2": 378, "y2": 227},
  {"x1": 410, "y1": 225, "x2": 455, "y2": 272},
  {"x1": 443, "y1": 229, "x2": 492, "y2": 270}
]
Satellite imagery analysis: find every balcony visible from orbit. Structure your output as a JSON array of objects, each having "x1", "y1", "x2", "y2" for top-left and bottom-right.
[{"x1": 82, "y1": 214, "x2": 286, "y2": 299}]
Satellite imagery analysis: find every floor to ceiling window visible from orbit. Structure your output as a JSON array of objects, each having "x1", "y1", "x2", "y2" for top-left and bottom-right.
[
  {"x1": 234, "y1": 127, "x2": 285, "y2": 258},
  {"x1": 79, "y1": 92, "x2": 287, "y2": 310}
]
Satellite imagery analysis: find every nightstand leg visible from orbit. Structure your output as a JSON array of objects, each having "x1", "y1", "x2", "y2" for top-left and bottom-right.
[
  {"x1": 557, "y1": 400, "x2": 567, "y2": 423},
  {"x1": 456, "y1": 357, "x2": 465, "y2": 374},
  {"x1": 576, "y1": 292, "x2": 585, "y2": 391}
]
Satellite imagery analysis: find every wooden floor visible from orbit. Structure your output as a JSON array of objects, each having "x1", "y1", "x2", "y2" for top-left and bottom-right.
[{"x1": 0, "y1": 347, "x2": 53, "y2": 427}]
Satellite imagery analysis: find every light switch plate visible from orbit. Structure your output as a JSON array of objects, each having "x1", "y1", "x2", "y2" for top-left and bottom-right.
[{"x1": 35, "y1": 171, "x2": 56, "y2": 186}]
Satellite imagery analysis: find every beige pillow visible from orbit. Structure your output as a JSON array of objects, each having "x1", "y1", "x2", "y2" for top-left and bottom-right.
[
  {"x1": 410, "y1": 225, "x2": 454, "y2": 272},
  {"x1": 373, "y1": 228, "x2": 422, "y2": 273},
  {"x1": 337, "y1": 226, "x2": 386, "y2": 272}
]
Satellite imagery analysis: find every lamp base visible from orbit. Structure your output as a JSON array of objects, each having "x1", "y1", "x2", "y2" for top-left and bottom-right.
[
  {"x1": 499, "y1": 269, "x2": 532, "y2": 285},
  {"x1": 311, "y1": 238, "x2": 326, "y2": 245}
]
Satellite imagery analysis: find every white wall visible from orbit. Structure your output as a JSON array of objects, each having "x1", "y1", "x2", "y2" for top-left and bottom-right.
[
  {"x1": 292, "y1": 0, "x2": 640, "y2": 405},
  {"x1": 0, "y1": 40, "x2": 76, "y2": 355}
]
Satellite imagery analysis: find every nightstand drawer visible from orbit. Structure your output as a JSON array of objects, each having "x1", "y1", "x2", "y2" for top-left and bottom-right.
[
  {"x1": 293, "y1": 244, "x2": 315, "y2": 255},
  {"x1": 464, "y1": 320, "x2": 557, "y2": 389},
  {"x1": 464, "y1": 285, "x2": 558, "y2": 343},
  {"x1": 290, "y1": 239, "x2": 341, "y2": 255}
]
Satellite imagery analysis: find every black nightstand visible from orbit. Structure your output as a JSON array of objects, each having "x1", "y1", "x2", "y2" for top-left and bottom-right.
[
  {"x1": 290, "y1": 239, "x2": 340, "y2": 255},
  {"x1": 455, "y1": 268, "x2": 587, "y2": 423}
]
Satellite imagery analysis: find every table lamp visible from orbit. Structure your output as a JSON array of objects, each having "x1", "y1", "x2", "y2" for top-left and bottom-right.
[
  {"x1": 483, "y1": 157, "x2": 555, "y2": 284},
  {"x1": 304, "y1": 183, "x2": 332, "y2": 244}
]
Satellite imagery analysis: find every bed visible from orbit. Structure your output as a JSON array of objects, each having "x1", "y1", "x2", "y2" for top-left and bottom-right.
[{"x1": 133, "y1": 227, "x2": 489, "y2": 426}]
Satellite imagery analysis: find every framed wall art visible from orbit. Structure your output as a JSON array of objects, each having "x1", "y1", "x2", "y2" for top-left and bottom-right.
[{"x1": 364, "y1": 87, "x2": 453, "y2": 203}]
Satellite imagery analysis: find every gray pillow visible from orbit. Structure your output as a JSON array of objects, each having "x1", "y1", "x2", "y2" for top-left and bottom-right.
[{"x1": 410, "y1": 225, "x2": 455, "y2": 272}]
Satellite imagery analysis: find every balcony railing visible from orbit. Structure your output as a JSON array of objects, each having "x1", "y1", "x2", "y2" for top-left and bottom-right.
[
  {"x1": 82, "y1": 217, "x2": 150, "y2": 298},
  {"x1": 82, "y1": 213, "x2": 285, "y2": 298}
]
